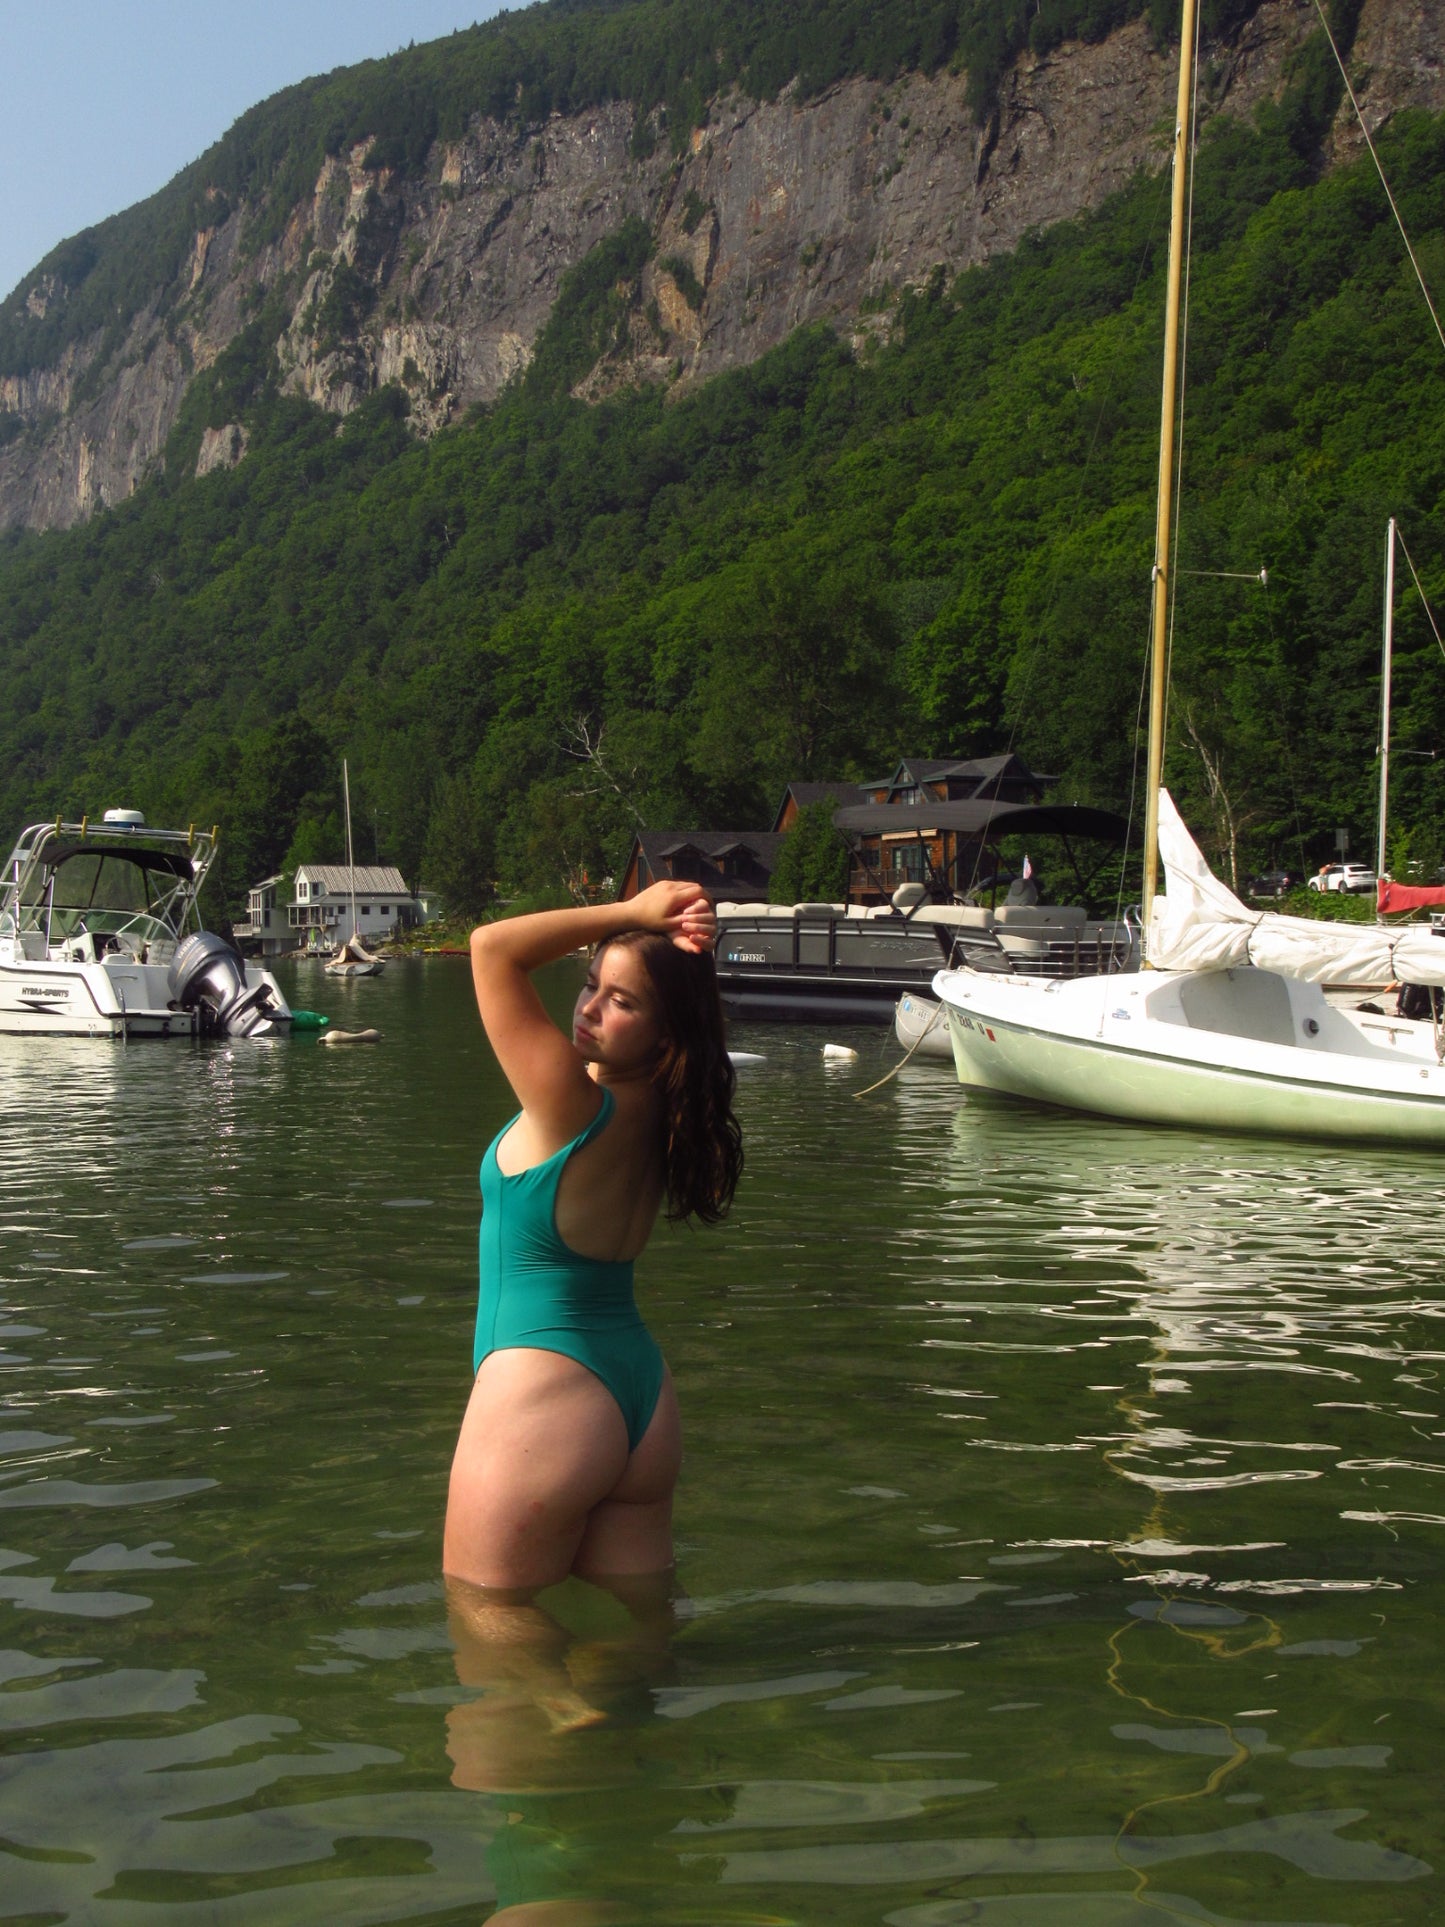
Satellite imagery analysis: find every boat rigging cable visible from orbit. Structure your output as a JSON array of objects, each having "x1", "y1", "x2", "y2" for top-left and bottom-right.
[
  {"x1": 1395, "y1": 526, "x2": 1445, "y2": 660},
  {"x1": 1309, "y1": 0, "x2": 1445, "y2": 358}
]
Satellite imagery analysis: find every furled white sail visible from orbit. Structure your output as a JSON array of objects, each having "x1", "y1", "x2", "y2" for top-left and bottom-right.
[{"x1": 1148, "y1": 790, "x2": 1445, "y2": 985}]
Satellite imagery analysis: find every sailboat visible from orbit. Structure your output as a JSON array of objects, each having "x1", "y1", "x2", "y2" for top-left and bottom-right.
[
  {"x1": 324, "y1": 761, "x2": 386, "y2": 979},
  {"x1": 932, "y1": 0, "x2": 1445, "y2": 1146}
]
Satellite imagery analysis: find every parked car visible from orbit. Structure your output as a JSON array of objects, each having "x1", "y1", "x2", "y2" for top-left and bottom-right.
[
  {"x1": 1248, "y1": 870, "x2": 1296, "y2": 898},
  {"x1": 1307, "y1": 862, "x2": 1376, "y2": 894}
]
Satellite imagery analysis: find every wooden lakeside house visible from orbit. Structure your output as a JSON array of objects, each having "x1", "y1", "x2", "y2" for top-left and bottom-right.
[
  {"x1": 841, "y1": 755, "x2": 1050, "y2": 904},
  {"x1": 770, "y1": 781, "x2": 862, "y2": 834},
  {"x1": 617, "y1": 830, "x2": 786, "y2": 903},
  {"x1": 617, "y1": 753, "x2": 1125, "y2": 912}
]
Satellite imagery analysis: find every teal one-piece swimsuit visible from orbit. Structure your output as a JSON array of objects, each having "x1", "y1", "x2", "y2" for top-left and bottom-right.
[{"x1": 473, "y1": 1087, "x2": 664, "y2": 1451}]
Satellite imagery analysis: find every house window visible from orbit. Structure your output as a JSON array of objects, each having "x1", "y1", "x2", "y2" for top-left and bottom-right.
[
  {"x1": 298, "y1": 881, "x2": 308, "y2": 900},
  {"x1": 361, "y1": 905, "x2": 371, "y2": 915}
]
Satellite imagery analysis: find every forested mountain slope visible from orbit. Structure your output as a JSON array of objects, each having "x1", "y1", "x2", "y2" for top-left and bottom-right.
[{"x1": 0, "y1": 0, "x2": 1441, "y2": 911}]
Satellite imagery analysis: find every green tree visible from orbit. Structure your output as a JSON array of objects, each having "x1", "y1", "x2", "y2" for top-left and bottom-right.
[
  {"x1": 769, "y1": 799, "x2": 851, "y2": 903},
  {"x1": 423, "y1": 772, "x2": 494, "y2": 918}
]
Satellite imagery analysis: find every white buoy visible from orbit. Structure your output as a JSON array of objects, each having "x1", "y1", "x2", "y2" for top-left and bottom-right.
[
  {"x1": 728, "y1": 1050, "x2": 767, "y2": 1065},
  {"x1": 822, "y1": 1044, "x2": 858, "y2": 1061},
  {"x1": 321, "y1": 1027, "x2": 382, "y2": 1045}
]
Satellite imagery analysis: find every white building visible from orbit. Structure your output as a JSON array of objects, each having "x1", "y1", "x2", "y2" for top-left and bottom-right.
[
  {"x1": 236, "y1": 875, "x2": 288, "y2": 957},
  {"x1": 289, "y1": 865, "x2": 421, "y2": 948}
]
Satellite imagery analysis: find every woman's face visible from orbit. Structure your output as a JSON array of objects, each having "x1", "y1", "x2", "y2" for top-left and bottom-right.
[{"x1": 573, "y1": 944, "x2": 664, "y2": 1075}]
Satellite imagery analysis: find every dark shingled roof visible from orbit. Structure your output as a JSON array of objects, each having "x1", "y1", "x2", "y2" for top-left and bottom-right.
[
  {"x1": 770, "y1": 781, "x2": 862, "y2": 832},
  {"x1": 624, "y1": 830, "x2": 786, "y2": 900}
]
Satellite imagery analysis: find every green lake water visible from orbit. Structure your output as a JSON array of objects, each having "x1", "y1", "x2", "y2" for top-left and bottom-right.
[{"x1": 1, "y1": 956, "x2": 1441, "y2": 1924}]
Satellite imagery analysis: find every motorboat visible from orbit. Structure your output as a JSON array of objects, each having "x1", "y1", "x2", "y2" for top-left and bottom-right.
[{"x1": 0, "y1": 811, "x2": 290, "y2": 1039}]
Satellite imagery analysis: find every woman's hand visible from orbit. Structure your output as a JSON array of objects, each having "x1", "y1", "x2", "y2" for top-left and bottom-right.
[{"x1": 632, "y1": 881, "x2": 717, "y2": 953}]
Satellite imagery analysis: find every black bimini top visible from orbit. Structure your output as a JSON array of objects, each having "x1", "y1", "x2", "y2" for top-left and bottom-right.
[{"x1": 42, "y1": 843, "x2": 196, "y2": 878}]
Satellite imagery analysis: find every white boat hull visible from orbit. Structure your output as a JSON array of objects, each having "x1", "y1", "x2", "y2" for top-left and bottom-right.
[
  {"x1": 0, "y1": 957, "x2": 288, "y2": 1039},
  {"x1": 893, "y1": 993, "x2": 954, "y2": 1060},
  {"x1": 933, "y1": 965, "x2": 1445, "y2": 1145}
]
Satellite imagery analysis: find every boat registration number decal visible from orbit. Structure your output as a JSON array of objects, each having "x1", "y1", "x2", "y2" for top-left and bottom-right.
[
  {"x1": 727, "y1": 952, "x2": 766, "y2": 964},
  {"x1": 957, "y1": 1015, "x2": 997, "y2": 1040}
]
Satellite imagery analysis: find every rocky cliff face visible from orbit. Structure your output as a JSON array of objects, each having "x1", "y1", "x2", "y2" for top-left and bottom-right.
[{"x1": 0, "y1": 0, "x2": 1436, "y2": 533}]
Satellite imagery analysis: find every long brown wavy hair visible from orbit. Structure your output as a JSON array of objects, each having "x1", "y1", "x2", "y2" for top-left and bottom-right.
[{"x1": 596, "y1": 930, "x2": 743, "y2": 1223}]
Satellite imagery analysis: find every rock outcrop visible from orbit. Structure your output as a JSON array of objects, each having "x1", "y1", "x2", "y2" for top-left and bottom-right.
[{"x1": 0, "y1": 0, "x2": 1437, "y2": 533}]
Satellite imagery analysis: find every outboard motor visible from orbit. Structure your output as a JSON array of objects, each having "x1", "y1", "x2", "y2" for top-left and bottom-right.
[{"x1": 168, "y1": 931, "x2": 276, "y2": 1038}]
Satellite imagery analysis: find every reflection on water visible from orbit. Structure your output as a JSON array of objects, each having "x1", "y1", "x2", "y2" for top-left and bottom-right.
[{"x1": 0, "y1": 964, "x2": 1439, "y2": 1920}]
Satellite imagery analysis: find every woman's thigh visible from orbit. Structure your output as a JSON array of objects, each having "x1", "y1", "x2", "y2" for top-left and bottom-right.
[
  {"x1": 574, "y1": 1370, "x2": 682, "y2": 1581},
  {"x1": 445, "y1": 1350, "x2": 632, "y2": 1590}
]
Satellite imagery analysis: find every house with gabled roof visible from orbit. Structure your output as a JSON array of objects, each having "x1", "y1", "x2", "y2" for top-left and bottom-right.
[
  {"x1": 615, "y1": 755, "x2": 1079, "y2": 911},
  {"x1": 770, "y1": 781, "x2": 863, "y2": 834},
  {"x1": 859, "y1": 755, "x2": 1049, "y2": 808},
  {"x1": 287, "y1": 864, "x2": 422, "y2": 948},
  {"x1": 617, "y1": 831, "x2": 784, "y2": 903}
]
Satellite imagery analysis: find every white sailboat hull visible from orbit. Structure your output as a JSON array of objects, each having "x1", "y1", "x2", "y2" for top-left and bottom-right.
[{"x1": 933, "y1": 965, "x2": 1445, "y2": 1144}]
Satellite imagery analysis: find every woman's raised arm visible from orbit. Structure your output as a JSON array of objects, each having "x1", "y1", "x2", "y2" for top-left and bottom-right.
[{"x1": 469, "y1": 883, "x2": 715, "y2": 1134}]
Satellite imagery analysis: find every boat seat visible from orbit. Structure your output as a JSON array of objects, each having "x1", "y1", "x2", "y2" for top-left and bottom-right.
[
  {"x1": 993, "y1": 904, "x2": 1087, "y2": 928},
  {"x1": 1177, "y1": 968, "x2": 1297, "y2": 1047},
  {"x1": 927, "y1": 904, "x2": 997, "y2": 928}
]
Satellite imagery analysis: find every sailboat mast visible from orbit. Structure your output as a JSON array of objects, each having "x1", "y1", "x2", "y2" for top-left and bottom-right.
[
  {"x1": 343, "y1": 759, "x2": 357, "y2": 943},
  {"x1": 1375, "y1": 518, "x2": 1397, "y2": 879},
  {"x1": 1141, "y1": 0, "x2": 1200, "y2": 948}
]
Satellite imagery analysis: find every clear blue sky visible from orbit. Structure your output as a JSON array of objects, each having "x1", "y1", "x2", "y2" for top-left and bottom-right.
[{"x1": 1, "y1": 1, "x2": 511, "y2": 303}]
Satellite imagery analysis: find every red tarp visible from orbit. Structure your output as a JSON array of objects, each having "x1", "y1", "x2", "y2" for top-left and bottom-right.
[{"x1": 1377, "y1": 879, "x2": 1445, "y2": 914}]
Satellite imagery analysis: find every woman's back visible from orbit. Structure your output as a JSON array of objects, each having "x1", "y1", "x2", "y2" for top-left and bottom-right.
[{"x1": 494, "y1": 1080, "x2": 665, "y2": 1264}]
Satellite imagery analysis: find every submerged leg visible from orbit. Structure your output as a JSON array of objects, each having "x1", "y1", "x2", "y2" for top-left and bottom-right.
[{"x1": 446, "y1": 1576, "x2": 610, "y2": 1792}]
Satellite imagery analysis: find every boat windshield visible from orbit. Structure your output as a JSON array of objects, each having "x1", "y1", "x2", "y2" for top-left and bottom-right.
[{"x1": 21, "y1": 846, "x2": 196, "y2": 942}]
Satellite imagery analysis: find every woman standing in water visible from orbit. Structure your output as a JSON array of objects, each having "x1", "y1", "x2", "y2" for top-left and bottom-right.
[{"x1": 445, "y1": 881, "x2": 742, "y2": 1595}]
